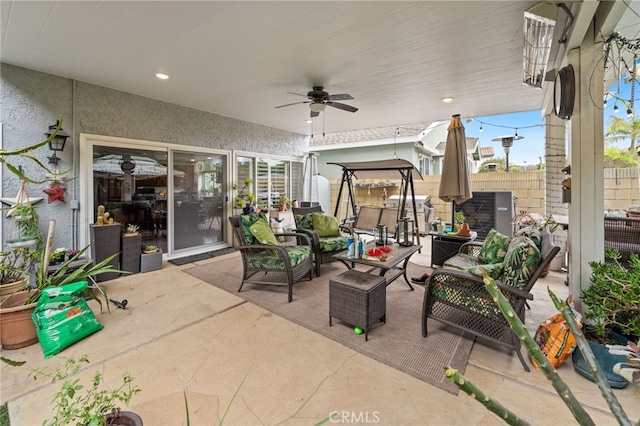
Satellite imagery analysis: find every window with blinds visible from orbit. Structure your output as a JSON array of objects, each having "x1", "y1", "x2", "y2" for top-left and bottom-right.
[{"x1": 235, "y1": 155, "x2": 303, "y2": 210}]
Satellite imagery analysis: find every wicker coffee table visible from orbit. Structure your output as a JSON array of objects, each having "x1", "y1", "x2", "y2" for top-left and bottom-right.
[{"x1": 329, "y1": 269, "x2": 386, "y2": 341}]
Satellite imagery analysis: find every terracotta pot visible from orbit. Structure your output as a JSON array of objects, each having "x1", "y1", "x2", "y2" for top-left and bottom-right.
[
  {"x1": 0, "y1": 278, "x2": 28, "y2": 301},
  {"x1": 0, "y1": 290, "x2": 38, "y2": 349},
  {"x1": 457, "y1": 223, "x2": 471, "y2": 237},
  {"x1": 279, "y1": 204, "x2": 286, "y2": 212},
  {"x1": 104, "y1": 410, "x2": 143, "y2": 425}
]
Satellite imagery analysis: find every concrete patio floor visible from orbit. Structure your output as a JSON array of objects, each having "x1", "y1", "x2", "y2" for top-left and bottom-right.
[{"x1": 1, "y1": 247, "x2": 639, "y2": 425}]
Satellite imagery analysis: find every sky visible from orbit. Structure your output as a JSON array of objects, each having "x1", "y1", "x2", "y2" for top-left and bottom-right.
[{"x1": 462, "y1": 70, "x2": 637, "y2": 166}]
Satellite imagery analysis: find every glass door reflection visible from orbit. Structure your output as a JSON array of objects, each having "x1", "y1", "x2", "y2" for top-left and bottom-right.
[{"x1": 172, "y1": 151, "x2": 226, "y2": 252}]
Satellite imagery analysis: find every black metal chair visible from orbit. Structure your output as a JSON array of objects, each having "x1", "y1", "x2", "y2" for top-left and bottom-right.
[{"x1": 229, "y1": 216, "x2": 313, "y2": 302}]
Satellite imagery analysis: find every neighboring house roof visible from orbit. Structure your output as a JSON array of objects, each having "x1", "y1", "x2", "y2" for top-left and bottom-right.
[
  {"x1": 479, "y1": 146, "x2": 495, "y2": 158},
  {"x1": 433, "y1": 137, "x2": 479, "y2": 156},
  {"x1": 309, "y1": 123, "x2": 429, "y2": 147}
]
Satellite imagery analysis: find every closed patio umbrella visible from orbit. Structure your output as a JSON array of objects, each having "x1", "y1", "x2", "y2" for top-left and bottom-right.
[{"x1": 438, "y1": 114, "x2": 472, "y2": 203}]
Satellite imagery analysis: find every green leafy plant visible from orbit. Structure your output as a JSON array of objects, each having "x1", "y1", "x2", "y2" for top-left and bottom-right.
[
  {"x1": 581, "y1": 249, "x2": 640, "y2": 342},
  {"x1": 0, "y1": 247, "x2": 36, "y2": 285},
  {"x1": 232, "y1": 178, "x2": 256, "y2": 209},
  {"x1": 29, "y1": 355, "x2": 141, "y2": 426},
  {"x1": 142, "y1": 244, "x2": 158, "y2": 253},
  {"x1": 454, "y1": 211, "x2": 466, "y2": 225},
  {"x1": 278, "y1": 193, "x2": 291, "y2": 206}
]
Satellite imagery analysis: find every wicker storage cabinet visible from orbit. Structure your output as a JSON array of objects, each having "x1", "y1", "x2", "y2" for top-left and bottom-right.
[
  {"x1": 329, "y1": 270, "x2": 386, "y2": 341},
  {"x1": 89, "y1": 224, "x2": 121, "y2": 282},
  {"x1": 120, "y1": 234, "x2": 141, "y2": 274}
]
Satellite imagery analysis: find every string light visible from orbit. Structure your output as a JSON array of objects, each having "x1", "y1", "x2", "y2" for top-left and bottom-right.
[
  {"x1": 472, "y1": 119, "x2": 544, "y2": 133},
  {"x1": 614, "y1": 104, "x2": 619, "y2": 113},
  {"x1": 628, "y1": 108, "x2": 634, "y2": 118}
]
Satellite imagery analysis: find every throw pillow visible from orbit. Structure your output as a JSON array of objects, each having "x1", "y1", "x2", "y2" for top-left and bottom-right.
[
  {"x1": 465, "y1": 263, "x2": 504, "y2": 280},
  {"x1": 478, "y1": 228, "x2": 511, "y2": 264},
  {"x1": 249, "y1": 218, "x2": 278, "y2": 245},
  {"x1": 502, "y1": 235, "x2": 541, "y2": 289},
  {"x1": 514, "y1": 225, "x2": 542, "y2": 248},
  {"x1": 294, "y1": 213, "x2": 315, "y2": 230},
  {"x1": 240, "y1": 212, "x2": 268, "y2": 244},
  {"x1": 312, "y1": 212, "x2": 341, "y2": 238},
  {"x1": 540, "y1": 225, "x2": 555, "y2": 258}
]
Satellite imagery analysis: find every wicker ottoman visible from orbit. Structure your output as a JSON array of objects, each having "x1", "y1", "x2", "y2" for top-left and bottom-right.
[{"x1": 329, "y1": 270, "x2": 386, "y2": 341}]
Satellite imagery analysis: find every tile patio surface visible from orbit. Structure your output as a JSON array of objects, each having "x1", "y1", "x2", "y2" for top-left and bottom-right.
[{"x1": 1, "y1": 245, "x2": 639, "y2": 425}]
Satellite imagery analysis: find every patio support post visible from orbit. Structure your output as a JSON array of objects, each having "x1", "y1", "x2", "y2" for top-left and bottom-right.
[{"x1": 567, "y1": 22, "x2": 605, "y2": 307}]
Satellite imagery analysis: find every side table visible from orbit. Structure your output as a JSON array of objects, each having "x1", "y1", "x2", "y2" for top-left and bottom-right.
[
  {"x1": 329, "y1": 269, "x2": 386, "y2": 341},
  {"x1": 430, "y1": 231, "x2": 477, "y2": 267}
]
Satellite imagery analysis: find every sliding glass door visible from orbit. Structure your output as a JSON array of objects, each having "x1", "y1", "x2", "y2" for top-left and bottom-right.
[
  {"x1": 172, "y1": 151, "x2": 226, "y2": 252},
  {"x1": 84, "y1": 136, "x2": 229, "y2": 257}
]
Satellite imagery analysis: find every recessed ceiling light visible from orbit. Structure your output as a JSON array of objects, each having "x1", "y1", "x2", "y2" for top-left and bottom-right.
[
  {"x1": 155, "y1": 73, "x2": 170, "y2": 80},
  {"x1": 306, "y1": 119, "x2": 313, "y2": 123},
  {"x1": 441, "y1": 97, "x2": 454, "y2": 103}
]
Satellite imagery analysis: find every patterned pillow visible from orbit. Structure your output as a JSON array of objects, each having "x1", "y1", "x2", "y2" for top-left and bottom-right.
[
  {"x1": 249, "y1": 218, "x2": 278, "y2": 245},
  {"x1": 478, "y1": 229, "x2": 511, "y2": 264},
  {"x1": 240, "y1": 213, "x2": 268, "y2": 244},
  {"x1": 514, "y1": 226, "x2": 542, "y2": 248},
  {"x1": 312, "y1": 213, "x2": 341, "y2": 237},
  {"x1": 502, "y1": 236, "x2": 541, "y2": 289},
  {"x1": 294, "y1": 213, "x2": 314, "y2": 230}
]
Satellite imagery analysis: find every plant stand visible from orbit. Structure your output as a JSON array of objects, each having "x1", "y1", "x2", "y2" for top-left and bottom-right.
[
  {"x1": 89, "y1": 224, "x2": 121, "y2": 282},
  {"x1": 140, "y1": 249, "x2": 162, "y2": 273},
  {"x1": 120, "y1": 234, "x2": 142, "y2": 274}
]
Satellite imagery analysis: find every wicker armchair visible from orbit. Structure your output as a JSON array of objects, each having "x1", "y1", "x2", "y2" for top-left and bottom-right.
[
  {"x1": 229, "y1": 215, "x2": 313, "y2": 302},
  {"x1": 604, "y1": 216, "x2": 640, "y2": 266},
  {"x1": 291, "y1": 206, "x2": 352, "y2": 276},
  {"x1": 422, "y1": 228, "x2": 560, "y2": 371}
]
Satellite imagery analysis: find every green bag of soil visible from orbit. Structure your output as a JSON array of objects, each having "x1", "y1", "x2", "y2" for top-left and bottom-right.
[{"x1": 32, "y1": 281, "x2": 103, "y2": 358}]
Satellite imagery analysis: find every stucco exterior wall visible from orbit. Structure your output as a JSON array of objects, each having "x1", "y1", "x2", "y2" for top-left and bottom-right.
[{"x1": 1, "y1": 63, "x2": 307, "y2": 249}]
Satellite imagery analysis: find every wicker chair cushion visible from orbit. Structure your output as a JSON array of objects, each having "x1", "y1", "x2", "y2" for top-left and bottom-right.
[
  {"x1": 249, "y1": 218, "x2": 278, "y2": 245},
  {"x1": 502, "y1": 236, "x2": 541, "y2": 289},
  {"x1": 295, "y1": 213, "x2": 315, "y2": 230},
  {"x1": 514, "y1": 225, "x2": 542, "y2": 248},
  {"x1": 444, "y1": 253, "x2": 481, "y2": 269},
  {"x1": 478, "y1": 229, "x2": 511, "y2": 264},
  {"x1": 443, "y1": 253, "x2": 504, "y2": 279},
  {"x1": 246, "y1": 245, "x2": 312, "y2": 269},
  {"x1": 240, "y1": 213, "x2": 268, "y2": 244},
  {"x1": 312, "y1": 213, "x2": 341, "y2": 237},
  {"x1": 318, "y1": 236, "x2": 349, "y2": 253}
]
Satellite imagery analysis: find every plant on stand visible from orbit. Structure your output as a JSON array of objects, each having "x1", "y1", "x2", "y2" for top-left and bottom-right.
[
  {"x1": 123, "y1": 224, "x2": 139, "y2": 237},
  {"x1": 142, "y1": 244, "x2": 158, "y2": 254},
  {"x1": 30, "y1": 354, "x2": 142, "y2": 426},
  {"x1": 233, "y1": 178, "x2": 256, "y2": 214},
  {"x1": 278, "y1": 193, "x2": 291, "y2": 212},
  {"x1": 0, "y1": 247, "x2": 36, "y2": 298}
]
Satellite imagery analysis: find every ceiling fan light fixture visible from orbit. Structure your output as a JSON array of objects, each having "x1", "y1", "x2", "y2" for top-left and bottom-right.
[{"x1": 309, "y1": 102, "x2": 326, "y2": 113}]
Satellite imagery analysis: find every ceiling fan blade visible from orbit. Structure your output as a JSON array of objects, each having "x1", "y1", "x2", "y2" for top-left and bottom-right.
[
  {"x1": 328, "y1": 93, "x2": 354, "y2": 101},
  {"x1": 310, "y1": 110, "x2": 320, "y2": 118},
  {"x1": 275, "y1": 101, "x2": 310, "y2": 109},
  {"x1": 286, "y1": 91, "x2": 311, "y2": 98},
  {"x1": 326, "y1": 101, "x2": 358, "y2": 113}
]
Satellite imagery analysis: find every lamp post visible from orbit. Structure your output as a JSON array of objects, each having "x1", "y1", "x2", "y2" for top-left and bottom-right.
[{"x1": 492, "y1": 135, "x2": 523, "y2": 172}]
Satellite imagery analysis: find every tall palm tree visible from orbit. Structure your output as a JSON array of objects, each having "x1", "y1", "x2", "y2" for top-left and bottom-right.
[{"x1": 606, "y1": 113, "x2": 640, "y2": 151}]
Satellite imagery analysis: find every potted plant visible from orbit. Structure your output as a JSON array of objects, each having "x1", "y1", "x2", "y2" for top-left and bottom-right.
[
  {"x1": 278, "y1": 193, "x2": 291, "y2": 212},
  {"x1": 0, "y1": 247, "x2": 36, "y2": 299},
  {"x1": 453, "y1": 211, "x2": 466, "y2": 232},
  {"x1": 142, "y1": 244, "x2": 158, "y2": 254},
  {"x1": 7, "y1": 203, "x2": 42, "y2": 251},
  {"x1": 50, "y1": 247, "x2": 68, "y2": 264},
  {"x1": 29, "y1": 354, "x2": 142, "y2": 426},
  {"x1": 571, "y1": 249, "x2": 640, "y2": 388},
  {"x1": 0, "y1": 229, "x2": 125, "y2": 350},
  {"x1": 232, "y1": 178, "x2": 256, "y2": 214},
  {"x1": 123, "y1": 224, "x2": 139, "y2": 237}
]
